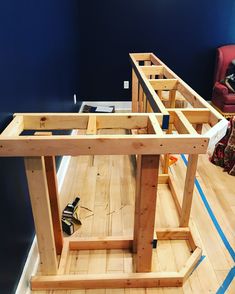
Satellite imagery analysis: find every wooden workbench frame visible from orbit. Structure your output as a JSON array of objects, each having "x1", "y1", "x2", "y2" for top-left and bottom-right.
[{"x1": 0, "y1": 53, "x2": 228, "y2": 290}]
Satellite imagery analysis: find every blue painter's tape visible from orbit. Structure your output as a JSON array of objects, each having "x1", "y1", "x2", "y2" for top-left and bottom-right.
[
  {"x1": 162, "y1": 114, "x2": 169, "y2": 130},
  {"x1": 216, "y1": 266, "x2": 235, "y2": 294},
  {"x1": 181, "y1": 154, "x2": 235, "y2": 262}
]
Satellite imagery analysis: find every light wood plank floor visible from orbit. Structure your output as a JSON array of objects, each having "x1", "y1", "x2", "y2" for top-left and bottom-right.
[{"x1": 32, "y1": 130, "x2": 235, "y2": 294}]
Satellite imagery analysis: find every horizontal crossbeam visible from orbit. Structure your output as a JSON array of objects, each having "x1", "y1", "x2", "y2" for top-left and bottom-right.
[
  {"x1": 31, "y1": 272, "x2": 183, "y2": 290},
  {"x1": 69, "y1": 236, "x2": 133, "y2": 250},
  {"x1": 0, "y1": 134, "x2": 208, "y2": 156}
]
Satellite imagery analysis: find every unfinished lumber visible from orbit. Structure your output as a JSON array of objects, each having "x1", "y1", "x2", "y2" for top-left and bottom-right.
[
  {"x1": 86, "y1": 116, "x2": 97, "y2": 135},
  {"x1": 180, "y1": 154, "x2": 199, "y2": 227},
  {"x1": 132, "y1": 69, "x2": 139, "y2": 112},
  {"x1": 0, "y1": 115, "x2": 24, "y2": 136},
  {"x1": 44, "y1": 155, "x2": 63, "y2": 255},
  {"x1": 58, "y1": 240, "x2": 70, "y2": 275},
  {"x1": 140, "y1": 65, "x2": 164, "y2": 76},
  {"x1": 149, "y1": 79, "x2": 178, "y2": 91},
  {"x1": 69, "y1": 236, "x2": 133, "y2": 250},
  {"x1": 180, "y1": 247, "x2": 202, "y2": 281},
  {"x1": 133, "y1": 155, "x2": 142, "y2": 253},
  {"x1": 134, "y1": 154, "x2": 160, "y2": 272},
  {"x1": 139, "y1": 84, "x2": 144, "y2": 113},
  {"x1": 25, "y1": 157, "x2": 57, "y2": 275},
  {"x1": 0, "y1": 134, "x2": 209, "y2": 156},
  {"x1": 174, "y1": 111, "x2": 198, "y2": 134},
  {"x1": 0, "y1": 52, "x2": 229, "y2": 291},
  {"x1": 31, "y1": 272, "x2": 183, "y2": 290},
  {"x1": 156, "y1": 228, "x2": 190, "y2": 240},
  {"x1": 34, "y1": 132, "x2": 63, "y2": 255}
]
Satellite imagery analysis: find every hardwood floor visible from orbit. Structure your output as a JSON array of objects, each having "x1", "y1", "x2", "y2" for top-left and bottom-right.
[{"x1": 32, "y1": 130, "x2": 235, "y2": 294}]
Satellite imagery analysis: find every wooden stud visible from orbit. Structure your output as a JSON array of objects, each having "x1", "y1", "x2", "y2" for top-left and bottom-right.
[
  {"x1": 140, "y1": 65, "x2": 164, "y2": 76},
  {"x1": 0, "y1": 115, "x2": 24, "y2": 136},
  {"x1": 147, "y1": 113, "x2": 163, "y2": 135},
  {"x1": 69, "y1": 236, "x2": 133, "y2": 250},
  {"x1": 34, "y1": 132, "x2": 63, "y2": 255},
  {"x1": 133, "y1": 155, "x2": 142, "y2": 253},
  {"x1": 169, "y1": 89, "x2": 176, "y2": 108},
  {"x1": 180, "y1": 247, "x2": 202, "y2": 281},
  {"x1": 143, "y1": 92, "x2": 147, "y2": 112},
  {"x1": 188, "y1": 220, "x2": 202, "y2": 251},
  {"x1": 168, "y1": 174, "x2": 182, "y2": 217},
  {"x1": 96, "y1": 114, "x2": 149, "y2": 129},
  {"x1": 158, "y1": 173, "x2": 169, "y2": 184},
  {"x1": 135, "y1": 154, "x2": 160, "y2": 272},
  {"x1": 149, "y1": 79, "x2": 178, "y2": 91},
  {"x1": 31, "y1": 271, "x2": 183, "y2": 290},
  {"x1": 0, "y1": 134, "x2": 209, "y2": 157},
  {"x1": 44, "y1": 156, "x2": 63, "y2": 255},
  {"x1": 180, "y1": 154, "x2": 199, "y2": 227},
  {"x1": 58, "y1": 240, "x2": 70, "y2": 275},
  {"x1": 132, "y1": 69, "x2": 139, "y2": 112},
  {"x1": 162, "y1": 154, "x2": 169, "y2": 174},
  {"x1": 25, "y1": 157, "x2": 57, "y2": 275},
  {"x1": 187, "y1": 230, "x2": 197, "y2": 252},
  {"x1": 86, "y1": 116, "x2": 97, "y2": 135},
  {"x1": 147, "y1": 100, "x2": 153, "y2": 112},
  {"x1": 167, "y1": 109, "x2": 211, "y2": 124},
  {"x1": 156, "y1": 228, "x2": 190, "y2": 240},
  {"x1": 174, "y1": 111, "x2": 198, "y2": 135},
  {"x1": 144, "y1": 61, "x2": 151, "y2": 79},
  {"x1": 18, "y1": 113, "x2": 153, "y2": 131},
  {"x1": 139, "y1": 84, "x2": 144, "y2": 112},
  {"x1": 131, "y1": 53, "x2": 152, "y2": 61},
  {"x1": 22, "y1": 113, "x2": 89, "y2": 130}
]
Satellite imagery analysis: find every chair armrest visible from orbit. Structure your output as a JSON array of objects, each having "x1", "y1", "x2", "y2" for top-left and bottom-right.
[{"x1": 213, "y1": 81, "x2": 229, "y2": 95}]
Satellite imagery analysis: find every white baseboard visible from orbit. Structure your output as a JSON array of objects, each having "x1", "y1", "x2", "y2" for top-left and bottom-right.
[{"x1": 15, "y1": 101, "x2": 131, "y2": 294}]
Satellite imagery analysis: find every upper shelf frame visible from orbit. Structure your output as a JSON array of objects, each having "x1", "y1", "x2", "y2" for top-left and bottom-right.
[
  {"x1": 0, "y1": 110, "x2": 221, "y2": 156},
  {"x1": 0, "y1": 53, "x2": 228, "y2": 157}
]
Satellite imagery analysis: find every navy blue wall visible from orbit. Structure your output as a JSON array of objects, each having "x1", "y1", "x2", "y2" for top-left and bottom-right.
[
  {"x1": 77, "y1": 0, "x2": 235, "y2": 101},
  {"x1": 0, "y1": 1, "x2": 80, "y2": 293}
]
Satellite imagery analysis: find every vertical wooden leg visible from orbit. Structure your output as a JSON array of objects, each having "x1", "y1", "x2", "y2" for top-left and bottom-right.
[
  {"x1": 134, "y1": 155, "x2": 160, "y2": 272},
  {"x1": 144, "y1": 60, "x2": 151, "y2": 79},
  {"x1": 180, "y1": 154, "x2": 199, "y2": 227},
  {"x1": 25, "y1": 157, "x2": 58, "y2": 275},
  {"x1": 44, "y1": 156, "x2": 63, "y2": 255},
  {"x1": 157, "y1": 73, "x2": 163, "y2": 100},
  {"x1": 143, "y1": 93, "x2": 147, "y2": 113},
  {"x1": 169, "y1": 89, "x2": 176, "y2": 108},
  {"x1": 133, "y1": 155, "x2": 142, "y2": 253},
  {"x1": 139, "y1": 85, "x2": 144, "y2": 113},
  {"x1": 163, "y1": 154, "x2": 169, "y2": 174},
  {"x1": 132, "y1": 69, "x2": 138, "y2": 112}
]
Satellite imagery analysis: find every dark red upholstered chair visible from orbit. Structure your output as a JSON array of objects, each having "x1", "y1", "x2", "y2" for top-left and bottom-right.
[{"x1": 211, "y1": 45, "x2": 235, "y2": 117}]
